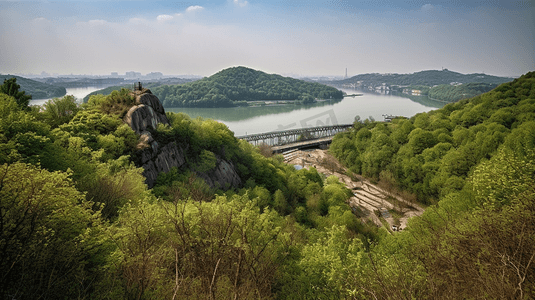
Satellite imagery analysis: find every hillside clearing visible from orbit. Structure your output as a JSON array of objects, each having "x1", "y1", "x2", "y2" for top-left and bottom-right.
[{"x1": 284, "y1": 149, "x2": 424, "y2": 230}]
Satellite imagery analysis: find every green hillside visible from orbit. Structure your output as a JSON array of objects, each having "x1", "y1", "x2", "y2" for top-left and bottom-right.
[
  {"x1": 427, "y1": 82, "x2": 498, "y2": 102},
  {"x1": 82, "y1": 78, "x2": 198, "y2": 102},
  {"x1": 152, "y1": 66, "x2": 344, "y2": 107},
  {"x1": 338, "y1": 69, "x2": 514, "y2": 87},
  {"x1": 329, "y1": 71, "x2": 535, "y2": 298},
  {"x1": 334, "y1": 69, "x2": 514, "y2": 103},
  {"x1": 0, "y1": 71, "x2": 534, "y2": 299},
  {"x1": 332, "y1": 73, "x2": 534, "y2": 203},
  {"x1": 0, "y1": 75, "x2": 66, "y2": 99}
]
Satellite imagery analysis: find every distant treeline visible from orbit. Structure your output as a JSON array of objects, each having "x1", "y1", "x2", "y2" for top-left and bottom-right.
[
  {"x1": 336, "y1": 69, "x2": 514, "y2": 103},
  {"x1": 152, "y1": 66, "x2": 344, "y2": 107},
  {"x1": 427, "y1": 82, "x2": 498, "y2": 102},
  {"x1": 0, "y1": 75, "x2": 66, "y2": 99},
  {"x1": 337, "y1": 69, "x2": 513, "y2": 87},
  {"x1": 82, "y1": 78, "x2": 198, "y2": 102}
]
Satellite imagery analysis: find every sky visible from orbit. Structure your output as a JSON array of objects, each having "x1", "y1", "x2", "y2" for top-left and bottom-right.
[{"x1": 0, "y1": 0, "x2": 534, "y2": 78}]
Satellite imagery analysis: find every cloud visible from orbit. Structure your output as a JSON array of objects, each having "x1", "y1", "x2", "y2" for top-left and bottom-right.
[
  {"x1": 129, "y1": 17, "x2": 146, "y2": 24},
  {"x1": 32, "y1": 17, "x2": 49, "y2": 23},
  {"x1": 186, "y1": 5, "x2": 204, "y2": 13},
  {"x1": 87, "y1": 19, "x2": 107, "y2": 26},
  {"x1": 0, "y1": 1, "x2": 531, "y2": 77},
  {"x1": 420, "y1": 4, "x2": 434, "y2": 12},
  {"x1": 156, "y1": 14, "x2": 173, "y2": 22},
  {"x1": 233, "y1": 0, "x2": 248, "y2": 7}
]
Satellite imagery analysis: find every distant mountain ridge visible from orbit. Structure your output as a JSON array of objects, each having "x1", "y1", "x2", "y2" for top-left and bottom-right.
[
  {"x1": 334, "y1": 69, "x2": 514, "y2": 87},
  {"x1": 0, "y1": 75, "x2": 66, "y2": 100}
]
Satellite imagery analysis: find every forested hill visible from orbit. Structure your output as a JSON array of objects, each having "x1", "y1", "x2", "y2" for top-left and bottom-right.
[
  {"x1": 152, "y1": 66, "x2": 344, "y2": 107},
  {"x1": 336, "y1": 69, "x2": 514, "y2": 87},
  {"x1": 1, "y1": 71, "x2": 533, "y2": 299},
  {"x1": 0, "y1": 75, "x2": 66, "y2": 99},
  {"x1": 331, "y1": 72, "x2": 532, "y2": 204},
  {"x1": 427, "y1": 82, "x2": 498, "y2": 102},
  {"x1": 328, "y1": 71, "x2": 535, "y2": 297}
]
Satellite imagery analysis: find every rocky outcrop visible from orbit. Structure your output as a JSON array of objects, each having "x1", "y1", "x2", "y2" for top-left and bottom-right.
[
  {"x1": 138, "y1": 140, "x2": 188, "y2": 188},
  {"x1": 123, "y1": 89, "x2": 168, "y2": 135},
  {"x1": 197, "y1": 158, "x2": 242, "y2": 190},
  {"x1": 123, "y1": 88, "x2": 242, "y2": 189}
]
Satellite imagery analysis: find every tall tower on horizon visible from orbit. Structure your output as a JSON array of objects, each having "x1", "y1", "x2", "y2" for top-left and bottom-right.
[{"x1": 345, "y1": 68, "x2": 348, "y2": 79}]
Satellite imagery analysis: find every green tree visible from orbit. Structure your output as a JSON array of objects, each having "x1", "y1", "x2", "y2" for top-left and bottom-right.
[
  {"x1": 41, "y1": 95, "x2": 80, "y2": 128},
  {"x1": 0, "y1": 162, "x2": 104, "y2": 299},
  {"x1": 0, "y1": 78, "x2": 32, "y2": 109},
  {"x1": 297, "y1": 225, "x2": 363, "y2": 299}
]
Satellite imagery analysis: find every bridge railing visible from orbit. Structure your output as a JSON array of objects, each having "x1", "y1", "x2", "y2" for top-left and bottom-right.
[{"x1": 236, "y1": 124, "x2": 353, "y2": 146}]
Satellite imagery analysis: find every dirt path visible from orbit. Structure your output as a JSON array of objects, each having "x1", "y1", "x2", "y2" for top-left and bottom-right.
[{"x1": 284, "y1": 149, "x2": 424, "y2": 231}]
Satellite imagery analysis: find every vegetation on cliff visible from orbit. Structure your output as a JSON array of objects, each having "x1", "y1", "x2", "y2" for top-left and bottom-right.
[
  {"x1": 152, "y1": 66, "x2": 344, "y2": 107},
  {"x1": 1, "y1": 72, "x2": 534, "y2": 299},
  {"x1": 0, "y1": 80, "x2": 358, "y2": 299}
]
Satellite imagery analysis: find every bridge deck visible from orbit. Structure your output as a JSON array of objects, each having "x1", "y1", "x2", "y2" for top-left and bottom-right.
[
  {"x1": 236, "y1": 124, "x2": 353, "y2": 152},
  {"x1": 271, "y1": 136, "x2": 334, "y2": 153},
  {"x1": 237, "y1": 124, "x2": 352, "y2": 142}
]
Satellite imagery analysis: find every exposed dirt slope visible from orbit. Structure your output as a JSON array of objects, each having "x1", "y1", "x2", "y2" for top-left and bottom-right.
[{"x1": 284, "y1": 149, "x2": 424, "y2": 231}]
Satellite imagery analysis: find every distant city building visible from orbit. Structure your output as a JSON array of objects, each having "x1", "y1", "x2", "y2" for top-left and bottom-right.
[
  {"x1": 146, "y1": 72, "x2": 163, "y2": 79},
  {"x1": 125, "y1": 71, "x2": 142, "y2": 79},
  {"x1": 110, "y1": 72, "x2": 119, "y2": 77}
]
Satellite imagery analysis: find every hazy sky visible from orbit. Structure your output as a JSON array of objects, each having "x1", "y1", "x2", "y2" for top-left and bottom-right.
[{"x1": 1, "y1": 0, "x2": 533, "y2": 77}]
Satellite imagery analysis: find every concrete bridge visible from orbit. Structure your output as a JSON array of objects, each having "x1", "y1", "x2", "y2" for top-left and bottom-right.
[{"x1": 236, "y1": 124, "x2": 353, "y2": 153}]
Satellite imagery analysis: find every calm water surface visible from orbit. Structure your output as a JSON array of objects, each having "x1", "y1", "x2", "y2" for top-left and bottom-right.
[
  {"x1": 30, "y1": 87, "x2": 445, "y2": 136},
  {"x1": 167, "y1": 89, "x2": 445, "y2": 136},
  {"x1": 29, "y1": 86, "x2": 110, "y2": 106}
]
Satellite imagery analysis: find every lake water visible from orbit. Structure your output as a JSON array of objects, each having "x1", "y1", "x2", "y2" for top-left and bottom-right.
[
  {"x1": 29, "y1": 86, "x2": 110, "y2": 106},
  {"x1": 167, "y1": 89, "x2": 445, "y2": 136},
  {"x1": 30, "y1": 87, "x2": 445, "y2": 136}
]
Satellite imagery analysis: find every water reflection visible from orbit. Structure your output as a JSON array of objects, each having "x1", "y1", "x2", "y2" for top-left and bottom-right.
[
  {"x1": 29, "y1": 86, "x2": 112, "y2": 106},
  {"x1": 169, "y1": 89, "x2": 444, "y2": 136},
  {"x1": 166, "y1": 98, "x2": 343, "y2": 122}
]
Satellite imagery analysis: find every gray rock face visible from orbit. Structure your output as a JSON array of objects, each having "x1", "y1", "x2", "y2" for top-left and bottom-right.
[
  {"x1": 124, "y1": 104, "x2": 168, "y2": 135},
  {"x1": 137, "y1": 91, "x2": 165, "y2": 114},
  {"x1": 123, "y1": 89, "x2": 242, "y2": 189},
  {"x1": 197, "y1": 158, "x2": 242, "y2": 190},
  {"x1": 139, "y1": 141, "x2": 187, "y2": 188}
]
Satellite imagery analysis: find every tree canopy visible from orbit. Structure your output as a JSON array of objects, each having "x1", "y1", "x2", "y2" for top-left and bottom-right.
[
  {"x1": 0, "y1": 75, "x2": 66, "y2": 100},
  {"x1": 1, "y1": 77, "x2": 32, "y2": 109},
  {"x1": 152, "y1": 66, "x2": 344, "y2": 107},
  {"x1": 337, "y1": 69, "x2": 513, "y2": 87},
  {"x1": 1, "y1": 71, "x2": 534, "y2": 299}
]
